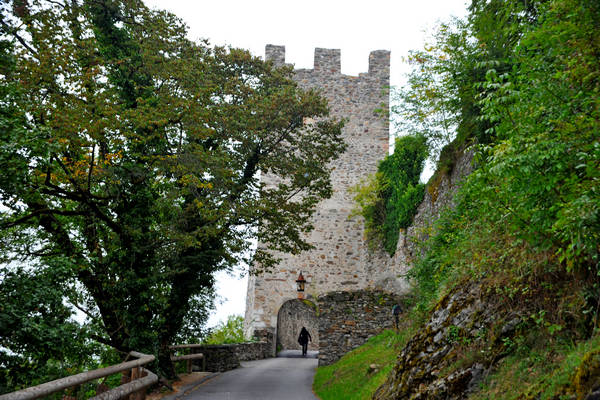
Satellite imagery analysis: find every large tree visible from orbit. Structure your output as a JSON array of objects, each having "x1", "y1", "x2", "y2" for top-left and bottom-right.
[{"x1": 0, "y1": 0, "x2": 344, "y2": 379}]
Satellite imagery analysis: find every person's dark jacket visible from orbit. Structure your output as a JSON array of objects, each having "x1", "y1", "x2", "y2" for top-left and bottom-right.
[{"x1": 298, "y1": 328, "x2": 312, "y2": 345}]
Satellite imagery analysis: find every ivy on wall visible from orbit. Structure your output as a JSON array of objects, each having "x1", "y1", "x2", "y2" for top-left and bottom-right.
[{"x1": 351, "y1": 134, "x2": 428, "y2": 255}]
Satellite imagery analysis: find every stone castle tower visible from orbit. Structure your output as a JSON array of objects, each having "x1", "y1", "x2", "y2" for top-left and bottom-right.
[{"x1": 245, "y1": 45, "x2": 399, "y2": 346}]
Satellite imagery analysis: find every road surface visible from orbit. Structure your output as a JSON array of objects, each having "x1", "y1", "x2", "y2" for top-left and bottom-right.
[{"x1": 181, "y1": 350, "x2": 319, "y2": 400}]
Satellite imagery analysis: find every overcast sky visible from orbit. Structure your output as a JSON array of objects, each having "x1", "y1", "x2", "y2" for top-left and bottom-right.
[{"x1": 142, "y1": 0, "x2": 469, "y2": 328}]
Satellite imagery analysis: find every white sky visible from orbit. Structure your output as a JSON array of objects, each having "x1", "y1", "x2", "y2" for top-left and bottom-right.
[{"x1": 143, "y1": 0, "x2": 469, "y2": 328}]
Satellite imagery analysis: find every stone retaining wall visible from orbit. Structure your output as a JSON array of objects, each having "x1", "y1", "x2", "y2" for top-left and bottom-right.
[
  {"x1": 318, "y1": 290, "x2": 405, "y2": 366},
  {"x1": 191, "y1": 344, "x2": 240, "y2": 372},
  {"x1": 190, "y1": 329, "x2": 275, "y2": 372},
  {"x1": 235, "y1": 341, "x2": 273, "y2": 362}
]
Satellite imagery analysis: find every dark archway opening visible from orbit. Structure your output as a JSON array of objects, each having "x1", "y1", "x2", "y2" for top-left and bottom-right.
[{"x1": 276, "y1": 299, "x2": 319, "y2": 351}]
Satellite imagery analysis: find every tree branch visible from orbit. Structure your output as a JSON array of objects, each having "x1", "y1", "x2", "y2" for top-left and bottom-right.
[
  {"x1": 89, "y1": 333, "x2": 127, "y2": 352},
  {"x1": 1, "y1": 208, "x2": 85, "y2": 229},
  {"x1": 71, "y1": 301, "x2": 99, "y2": 322},
  {"x1": 0, "y1": 19, "x2": 38, "y2": 57},
  {"x1": 88, "y1": 144, "x2": 96, "y2": 193},
  {"x1": 53, "y1": 154, "x2": 123, "y2": 235}
]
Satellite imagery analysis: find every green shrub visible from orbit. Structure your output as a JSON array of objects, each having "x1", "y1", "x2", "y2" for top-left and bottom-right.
[
  {"x1": 203, "y1": 315, "x2": 248, "y2": 345},
  {"x1": 403, "y1": 0, "x2": 600, "y2": 313},
  {"x1": 351, "y1": 134, "x2": 428, "y2": 255}
]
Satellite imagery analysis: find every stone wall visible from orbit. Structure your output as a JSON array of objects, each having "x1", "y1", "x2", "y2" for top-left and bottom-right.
[
  {"x1": 191, "y1": 344, "x2": 239, "y2": 372},
  {"x1": 234, "y1": 341, "x2": 273, "y2": 362},
  {"x1": 188, "y1": 329, "x2": 274, "y2": 372},
  {"x1": 318, "y1": 290, "x2": 404, "y2": 366},
  {"x1": 408, "y1": 149, "x2": 474, "y2": 256},
  {"x1": 251, "y1": 328, "x2": 276, "y2": 358},
  {"x1": 312, "y1": 153, "x2": 474, "y2": 366},
  {"x1": 276, "y1": 299, "x2": 319, "y2": 351},
  {"x1": 190, "y1": 340, "x2": 273, "y2": 372},
  {"x1": 245, "y1": 45, "x2": 393, "y2": 336}
]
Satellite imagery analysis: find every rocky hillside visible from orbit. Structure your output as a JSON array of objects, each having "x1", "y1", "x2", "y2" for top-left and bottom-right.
[
  {"x1": 374, "y1": 275, "x2": 600, "y2": 399},
  {"x1": 368, "y1": 0, "x2": 600, "y2": 397},
  {"x1": 371, "y1": 142, "x2": 600, "y2": 398}
]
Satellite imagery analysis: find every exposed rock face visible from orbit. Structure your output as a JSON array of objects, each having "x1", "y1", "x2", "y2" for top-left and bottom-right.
[
  {"x1": 373, "y1": 281, "x2": 518, "y2": 400},
  {"x1": 371, "y1": 148, "x2": 475, "y2": 297},
  {"x1": 400, "y1": 148, "x2": 474, "y2": 263},
  {"x1": 318, "y1": 290, "x2": 404, "y2": 366}
]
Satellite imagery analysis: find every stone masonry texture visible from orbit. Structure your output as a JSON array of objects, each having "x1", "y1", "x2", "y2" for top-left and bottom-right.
[
  {"x1": 313, "y1": 148, "x2": 474, "y2": 365},
  {"x1": 245, "y1": 45, "x2": 400, "y2": 339},
  {"x1": 190, "y1": 339, "x2": 273, "y2": 372},
  {"x1": 318, "y1": 290, "x2": 405, "y2": 366}
]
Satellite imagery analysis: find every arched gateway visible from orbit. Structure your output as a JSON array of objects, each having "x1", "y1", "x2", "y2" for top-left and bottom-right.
[{"x1": 276, "y1": 299, "x2": 319, "y2": 351}]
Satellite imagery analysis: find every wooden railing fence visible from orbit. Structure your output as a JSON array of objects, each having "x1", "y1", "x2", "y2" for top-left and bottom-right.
[
  {"x1": 0, "y1": 343, "x2": 209, "y2": 400},
  {"x1": 169, "y1": 344, "x2": 206, "y2": 374},
  {"x1": 1, "y1": 351, "x2": 158, "y2": 400}
]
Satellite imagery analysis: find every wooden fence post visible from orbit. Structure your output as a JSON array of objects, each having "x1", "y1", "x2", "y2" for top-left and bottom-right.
[{"x1": 129, "y1": 367, "x2": 145, "y2": 400}]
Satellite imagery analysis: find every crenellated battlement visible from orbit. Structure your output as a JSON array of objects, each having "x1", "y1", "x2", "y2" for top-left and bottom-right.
[
  {"x1": 264, "y1": 44, "x2": 390, "y2": 78},
  {"x1": 369, "y1": 49, "x2": 391, "y2": 78},
  {"x1": 265, "y1": 44, "x2": 286, "y2": 67},
  {"x1": 314, "y1": 48, "x2": 341, "y2": 73}
]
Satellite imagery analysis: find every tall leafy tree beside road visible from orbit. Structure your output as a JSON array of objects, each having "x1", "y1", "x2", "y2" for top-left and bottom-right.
[{"x1": 0, "y1": 0, "x2": 344, "y2": 382}]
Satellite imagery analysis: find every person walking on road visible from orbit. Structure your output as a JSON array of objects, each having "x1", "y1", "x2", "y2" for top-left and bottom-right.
[
  {"x1": 298, "y1": 327, "x2": 312, "y2": 357},
  {"x1": 392, "y1": 304, "x2": 402, "y2": 331}
]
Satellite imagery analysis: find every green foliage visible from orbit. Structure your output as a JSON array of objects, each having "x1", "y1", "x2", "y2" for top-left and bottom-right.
[
  {"x1": 173, "y1": 291, "x2": 214, "y2": 345},
  {"x1": 447, "y1": 325, "x2": 461, "y2": 344},
  {"x1": 351, "y1": 173, "x2": 385, "y2": 250},
  {"x1": 379, "y1": 135, "x2": 428, "y2": 253},
  {"x1": 203, "y1": 315, "x2": 248, "y2": 345},
  {"x1": 404, "y1": 0, "x2": 600, "y2": 307},
  {"x1": 383, "y1": 0, "x2": 600, "y2": 396},
  {"x1": 472, "y1": 0, "x2": 600, "y2": 273},
  {"x1": 0, "y1": 0, "x2": 345, "y2": 385},
  {"x1": 0, "y1": 265, "x2": 98, "y2": 394},
  {"x1": 392, "y1": 19, "x2": 491, "y2": 158},
  {"x1": 351, "y1": 134, "x2": 428, "y2": 255},
  {"x1": 406, "y1": 205, "x2": 465, "y2": 313}
]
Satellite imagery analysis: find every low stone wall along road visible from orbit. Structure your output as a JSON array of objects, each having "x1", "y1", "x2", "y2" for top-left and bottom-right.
[{"x1": 181, "y1": 351, "x2": 319, "y2": 400}]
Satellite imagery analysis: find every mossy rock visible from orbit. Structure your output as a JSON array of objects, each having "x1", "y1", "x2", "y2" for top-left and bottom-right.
[
  {"x1": 426, "y1": 171, "x2": 445, "y2": 205},
  {"x1": 573, "y1": 349, "x2": 600, "y2": 399}
]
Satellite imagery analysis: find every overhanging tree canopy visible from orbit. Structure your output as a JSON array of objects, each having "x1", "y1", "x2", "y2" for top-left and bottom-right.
[{"x1": 0, "y1": 0, "x2": 345, "y2": 379}]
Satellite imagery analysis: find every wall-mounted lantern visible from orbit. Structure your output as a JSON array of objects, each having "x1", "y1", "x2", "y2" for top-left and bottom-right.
[{"x1": 296, "y1": 271, "x2": 306, "y2": 299}]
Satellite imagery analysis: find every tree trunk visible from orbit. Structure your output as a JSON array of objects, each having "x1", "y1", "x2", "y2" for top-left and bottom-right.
[{"x1": 158, "y1": 339, "x2": 177, "y2": 379}]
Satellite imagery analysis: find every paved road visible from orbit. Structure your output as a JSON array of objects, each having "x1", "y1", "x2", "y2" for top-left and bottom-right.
[{"x1": 181, "y1": 351, "x2": 319, "y2": 400}]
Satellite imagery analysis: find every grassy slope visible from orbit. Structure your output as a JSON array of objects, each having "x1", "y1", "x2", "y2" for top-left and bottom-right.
[
  {"x1": 313, "y1": 329, "x2": 413, "y2": 400},
  {"x1": 470, "y1": 332, "x2": 600, "y2": 400},
  {"x1": 314, "y1": 306, "x2": 600, "y2": 400}
]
